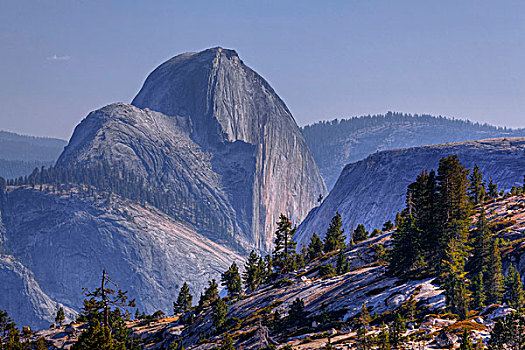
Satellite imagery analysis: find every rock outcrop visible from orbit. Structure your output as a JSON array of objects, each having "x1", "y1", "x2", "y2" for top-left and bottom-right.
[
  {"x1": 22, "y1": 195, "x2": 525, "y2": 348},
  {"x1": 296, "y1": 137, "x2": 525, "y2": 246},
  {"x1": 58, "y1": 47, "x2": 327, "y2": 252}
]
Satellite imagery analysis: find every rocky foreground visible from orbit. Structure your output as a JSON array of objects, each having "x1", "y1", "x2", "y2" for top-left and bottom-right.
[{"x1": 25, "y1": 194, "x2": 525, "y2": 349}]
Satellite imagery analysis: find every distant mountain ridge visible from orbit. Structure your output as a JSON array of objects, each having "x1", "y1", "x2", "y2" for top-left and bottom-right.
[
  {"x1": 0, "y1": 130, "x2": 67, "y2": 179},
  {"x1": 302, "y1": 112, "x2": 525, "y2": 189},
  {"x1": 0, "y1": 130, "x2": 66, "y2": 161}
]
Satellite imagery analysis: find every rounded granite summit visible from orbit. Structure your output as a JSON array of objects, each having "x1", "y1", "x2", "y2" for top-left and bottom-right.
[{"x1": 60, "y1": 47, "x2": 327, "y2": 252}]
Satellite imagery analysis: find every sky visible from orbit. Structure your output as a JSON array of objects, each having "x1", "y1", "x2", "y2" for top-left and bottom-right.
[{"x1": 0, "y1": 1, "x2": 524, "y2": 140}]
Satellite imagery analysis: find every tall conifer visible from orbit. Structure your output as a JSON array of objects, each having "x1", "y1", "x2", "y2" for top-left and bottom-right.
[
  {"x1": 307, "y1": 232, "x2": 324, "y2": 261},
  {"x1": 273, "y1": 214, "x2": 297, "y2": 273},
  {"x1": 323, "y1": 212, "x2": 346, "y2": 252},
  {"x1": 485, "y1": 240, "x2": 503, "y2": 304},
  {"x1": 173, "y1": 282, "x2": 193, "y2": 314},
  {"x1": 221, "y1": 263, "x2": 242, "y2": 297},
  {"x1": 468, "y1": 164, "x2": 485, "y2": 206},
  {"x1": 505, "y1": 264, "x2": 524, "y2": 310}
]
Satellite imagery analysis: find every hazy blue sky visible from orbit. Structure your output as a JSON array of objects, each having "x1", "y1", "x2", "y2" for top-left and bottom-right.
[{"x1": 1, "y1": 1, "x2": 524, "y2": 139}]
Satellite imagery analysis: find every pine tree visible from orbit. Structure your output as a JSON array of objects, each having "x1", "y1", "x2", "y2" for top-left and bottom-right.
[
  {"x1": 199, "y1": 279, "x2": 219, "y2": 308},
  {"x1": 389, "y1": 169, "x2": 441, "y2": 274},
  {"x1": 505, "y1": 264, "x2": 524, "y2": 310},
  {"x1": 382, "y1": 220, "x2": 394, "y2": 231},
  {"x1": 243, "y1": 251, "x2": 264, "y2": 293},
  {"x1": 262, "y1": 254, "x2": 273, "y2": 283},
  {"x1": 377, "y1": 323, "x2": 391, "y2": 350},
  {"x1": 295, "y1": 251, "x2": 306, "y2": 270},
  {"x1": 488, "y1": 178, "x2": 498, "y2": 199},
  {"x1": 390, "y1": 313, "x2": 406, "y2": 349},
  {"x1": 272, "y1": 214, "x2": 297, "y2": 273},
  {"x1": 468, "y1": 164, "x2": 485, "y2": 206},
  {"x1": 55, "y1": 305, "x2": 65, "y2": 326},
  {"x1": 307, "y1": 232, "x2": 324, "y2": 261},
  {"x1": 488, "y1": 312, "x2": 525, "y2": 349},
  {"x1": 353, "y1": 224, "x2": 369, "y2": 243},
  {"x1": 72, "y1": 318, "x2": 125, "y2": 350},
  {"x1": 355, "y1": 302, "x2": 371, "y2": 350},
  {"x1": 413, "y1": 170, "x2": 440, "y2": 267},
  {"x1": 212, "y1": 298, "x2": 228, "y2": 332},
  {"x1": 221, "y1": 263, "x2": 242, "y2": 297},
  {"x1": 173, "y1": 282, "x2": 193, "y2": 314},
  {"x1": 485, "y1": 240, "x2": 504, "y2": 304},
  {"x1": 335, "y1": 249, "x2": 350, "y2": 275},
  {"x1": 389, "y1": 215, "x2": 424, "y2": 274},
  {"x1": 370, "y1": 228, "x2": 381, "y2": 237},
  {"x1": 472, "y1": 272, "x2": 486, "y2": 310},
  {"x1": 323, "y1": 212, "x2": 346, "y2": 252},
  {"x1": 73, "y1": 270, "x2": 135, "y2": 350},
  {"x1": 436, "y1": 155, "x2": 471, "y2": 272},
  {"x1": 471, "y1": 207, "x2": 491, "y2": 276},
  {"x1": 442, "y1": 239, "x2": 471, "y2": 319},
  {"x1": 288, "y1": 298, "x2": 306, "y2": 326}
]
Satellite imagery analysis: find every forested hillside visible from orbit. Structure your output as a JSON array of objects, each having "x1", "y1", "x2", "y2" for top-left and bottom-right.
[{"x1": 302, "y1": 112, "x2": 525, "y2": 188}]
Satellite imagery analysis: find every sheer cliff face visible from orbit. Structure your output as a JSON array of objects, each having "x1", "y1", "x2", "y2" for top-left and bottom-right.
[
  {"x1": 59, "y1": 47, "x2": 326, "y2": 251},
  {"x1": 296, "y1": 138, "x2": 525, "y2": 247}
]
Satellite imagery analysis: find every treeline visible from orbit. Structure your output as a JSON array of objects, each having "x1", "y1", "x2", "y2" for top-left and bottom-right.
[
  {"x1": 301, "y1": 111, "x2": 520, "y2": 142},
  {"x1": 2, "y1": 162, "x2": 170, "y2": 212},
  {"x1": 0, "y1": 159, "x2": 55, "y2": 181}
]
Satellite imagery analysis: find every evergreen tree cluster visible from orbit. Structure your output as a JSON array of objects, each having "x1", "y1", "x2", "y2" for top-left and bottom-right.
[
  {"x1": 390, "y1": 155, "x2": 473, "y2": 277},
  {"x1": 73, "y1": 270, "x2": 137, "y2": 350},
  {"x1": 0, "y1": 309, "x2": 40, "y2": 349},
  {"x1": 390, "y1": 155, "x2": 525, "y2": 319},
  {"x1": 2, "y1": 162, "x2": 171, "y2": 213}
]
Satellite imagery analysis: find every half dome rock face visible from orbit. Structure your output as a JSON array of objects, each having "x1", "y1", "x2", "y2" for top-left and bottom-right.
[
  {"x1": 59, "y1": 47, "x2": 326, "y2": 251},
  {"x1": 131, "y1": 47, "x2": 327, "y2": 250}
]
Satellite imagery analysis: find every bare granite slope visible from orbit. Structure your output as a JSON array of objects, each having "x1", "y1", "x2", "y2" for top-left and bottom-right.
[
  {"x1": 0, "y1": 47, "x2": 327, "y2": 329},
  {"x1": 0, "y1": 186, "x2": 243, "y2": 329},
  {"x1": 296, "y1": 137, "x2": 525, "y2": 246}
]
